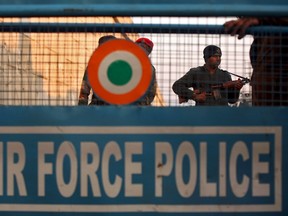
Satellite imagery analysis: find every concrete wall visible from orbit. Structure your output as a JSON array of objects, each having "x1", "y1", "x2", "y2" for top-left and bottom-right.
[{"x1": 0, "y1": 17, "x2": 149, "y2": 106}]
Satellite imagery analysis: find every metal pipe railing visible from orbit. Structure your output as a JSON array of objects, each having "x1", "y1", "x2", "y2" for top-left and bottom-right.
[{"x1": 1, "y1": 23, "x2": 288, "y2": 35}]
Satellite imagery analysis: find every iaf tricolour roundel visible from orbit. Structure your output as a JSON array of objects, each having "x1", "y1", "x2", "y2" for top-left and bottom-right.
[{"x1": 87, "y1": 39, "x2": 152, "y2": 105}]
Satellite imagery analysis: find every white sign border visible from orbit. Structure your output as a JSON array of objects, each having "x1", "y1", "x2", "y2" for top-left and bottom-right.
[{"x1": 0, "y1": 126, "x2": 282, "y2": 213}]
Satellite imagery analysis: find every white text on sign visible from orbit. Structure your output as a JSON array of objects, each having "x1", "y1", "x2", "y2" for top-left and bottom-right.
[{"x1": 0, "y1": 140, "x2": 272, "y2": 198}]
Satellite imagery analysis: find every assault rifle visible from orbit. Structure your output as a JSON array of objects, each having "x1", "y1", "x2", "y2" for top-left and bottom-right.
[{"x1": 178, "y1": 72, "x2": 251, "y2": 103}]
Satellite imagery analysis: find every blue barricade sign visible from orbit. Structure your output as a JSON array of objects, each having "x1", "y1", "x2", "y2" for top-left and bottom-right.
[{"x1": 0, "y1": 106, "x2": 286, "y2": 215}]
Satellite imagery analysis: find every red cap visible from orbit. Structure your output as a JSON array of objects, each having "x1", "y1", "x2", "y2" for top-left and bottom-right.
[{"x1": 135, "y1": 37, "x2": 154, "y2": 49}]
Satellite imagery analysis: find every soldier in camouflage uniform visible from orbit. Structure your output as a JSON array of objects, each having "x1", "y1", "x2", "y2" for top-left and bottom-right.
[{"x1": 78, "y1": 35, "x2": 116, "y2": 105}]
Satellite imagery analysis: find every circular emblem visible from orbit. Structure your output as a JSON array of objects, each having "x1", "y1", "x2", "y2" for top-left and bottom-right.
[{"x1": 87, "y1": 39, "x2": 152, "y2": 105}]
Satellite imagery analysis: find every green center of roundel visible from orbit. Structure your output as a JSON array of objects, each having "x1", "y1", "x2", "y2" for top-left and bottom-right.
[{"x1": 107, "y1": 60, "x2": 132, "y2": 86}]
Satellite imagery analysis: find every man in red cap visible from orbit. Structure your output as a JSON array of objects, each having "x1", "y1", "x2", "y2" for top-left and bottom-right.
[
  {"x1": 135, "y1": 37, "x2": 157, "y2": 105},
  {"x1": 135, "y1": 37, "x2": 154, "y2": 56}
]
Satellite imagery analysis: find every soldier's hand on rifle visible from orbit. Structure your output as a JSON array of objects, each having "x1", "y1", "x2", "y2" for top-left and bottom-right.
[
  {"x1": 223, "y1": 79, "x2": 244, "y2": 90},
  {"x1": 192, "y1": 90, "x2": 206, "y2": 102},
  {"x1": 234, "y1": 79, "x2": 244, "y2": 90}
]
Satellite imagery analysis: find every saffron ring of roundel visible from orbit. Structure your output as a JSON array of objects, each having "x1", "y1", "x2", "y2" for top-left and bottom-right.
[{"x1": 87, "y1": 39, "x2": 152, "y2": 105}]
